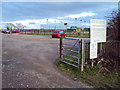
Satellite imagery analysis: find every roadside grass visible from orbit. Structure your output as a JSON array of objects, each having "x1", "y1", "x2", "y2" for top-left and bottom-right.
[{"x1": 54, "y1": 58, "x2": 119, "y2": 88}]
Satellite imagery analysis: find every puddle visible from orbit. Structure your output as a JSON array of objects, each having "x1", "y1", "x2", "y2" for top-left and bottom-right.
[
  {"x1": 2, "y1": 58, "x2": 17, "y2": 67},
  {"x1": 3, "y1": 58, "x2": 16, "y2": 63},
  {"x1": 3, "y1": 51, "x2": 8, "y2": 55},
  {"x1": 4, "y1": 59, "x2": 11, "y2": 62},
  {"x1": 2, "y1": 64, "x2": 6, "y2": 68}
]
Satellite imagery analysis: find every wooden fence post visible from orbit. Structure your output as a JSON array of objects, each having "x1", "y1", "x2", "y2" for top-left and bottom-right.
[
  {"x1": 92, "y1": 59, "x2": 94, "y2": 67},
  {"x1": 99, "y1": 42, "x2": 102, "y2": 59},
  {"x1": 60, "y1": 37, "x2": 63, "y2": 61}
]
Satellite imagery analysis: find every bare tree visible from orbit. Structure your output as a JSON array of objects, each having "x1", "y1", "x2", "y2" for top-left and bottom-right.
[
  {"x1": 5, "y1": 23, "x2": 16, "y2": 31},
  {"x1": 16, "y1": 23, "x2": 26, "y2": 33}
]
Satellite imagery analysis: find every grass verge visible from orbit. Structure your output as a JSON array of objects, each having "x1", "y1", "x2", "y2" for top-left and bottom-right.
[{"x1": 54, "y1": 58, "x2": 119, "y2": 88}]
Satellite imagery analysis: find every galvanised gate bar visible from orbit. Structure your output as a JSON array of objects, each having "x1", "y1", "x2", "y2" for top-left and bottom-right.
[{"x1": 60, "y1": 37, "x2": 90, "y2": 71}]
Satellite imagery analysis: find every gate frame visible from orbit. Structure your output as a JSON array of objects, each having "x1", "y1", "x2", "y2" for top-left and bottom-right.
[{"x1": 60, "y1": 37, "x2": 90, "y2": 71}]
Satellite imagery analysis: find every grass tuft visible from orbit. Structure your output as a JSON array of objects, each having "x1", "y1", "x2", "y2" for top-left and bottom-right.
[{"x1": 54, "y1": 59, "x2": 119, "y2": 88}]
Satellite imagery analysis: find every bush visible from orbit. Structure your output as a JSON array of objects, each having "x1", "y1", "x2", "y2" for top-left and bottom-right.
[{"x1": 102, "y1": 10, "x2": 120, "y2": 72}]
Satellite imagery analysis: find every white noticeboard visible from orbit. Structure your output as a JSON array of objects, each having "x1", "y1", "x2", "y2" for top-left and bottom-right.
[
  {"x1": 90, "y1": 19, "x2": 106, "y2": 59},
  {"x1": 90, "y1": 19, "x2": 106, "y2": 43}
]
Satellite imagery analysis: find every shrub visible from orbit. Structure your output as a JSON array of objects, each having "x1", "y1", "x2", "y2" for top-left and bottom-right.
[{"x1": 102, "y1": 10, "x2": 120, "y2": 72}]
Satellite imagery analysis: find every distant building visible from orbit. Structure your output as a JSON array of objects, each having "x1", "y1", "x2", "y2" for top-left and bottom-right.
[
  {"x1": 67, "y1": 26, "x2": 77, "y2": 32},
  {"x1": 70, "y1": 26, "x2": 77, "y2": 29}
]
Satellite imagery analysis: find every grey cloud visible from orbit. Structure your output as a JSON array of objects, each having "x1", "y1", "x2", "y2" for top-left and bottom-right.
[{"x1": 2, "y1": 2, "x2": 118, "y2": 22}]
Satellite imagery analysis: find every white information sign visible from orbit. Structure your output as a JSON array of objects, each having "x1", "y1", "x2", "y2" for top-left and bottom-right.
[
  {"x1": 90, "y1": 19, "x2": 106, "y2": 43},
  {"x1": 90, "y1": 43, "x2": 97, "y2": 59},
  {"x1": 90, "y1": 19, "x2": 106, "y2": 59}
]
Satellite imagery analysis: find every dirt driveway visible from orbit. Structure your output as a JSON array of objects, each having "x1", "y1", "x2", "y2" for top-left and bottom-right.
[{"x1": 2, "y1": 34, "x2": 92, "y2": 88}]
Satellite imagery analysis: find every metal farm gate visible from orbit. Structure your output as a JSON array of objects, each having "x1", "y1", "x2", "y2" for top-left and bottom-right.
[{"x1": 60, "y1": 37, "x2": 90, "y2": 71}]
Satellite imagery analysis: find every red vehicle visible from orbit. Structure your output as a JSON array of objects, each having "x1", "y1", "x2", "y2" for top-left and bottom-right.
[
  {"x1": 52, "y1": 30, "x2": 66, "y2": 38},
  {"x1": 12, "y1": 30, "x2": 20, "y2": 33}
]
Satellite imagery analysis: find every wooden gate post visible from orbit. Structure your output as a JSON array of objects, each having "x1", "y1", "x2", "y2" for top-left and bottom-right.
[
  {"x1": 92, "y1": 59, "x2": 94, "y2": 67},
  {"x1": 60, "y1": 37, "x2": 63, "y2": 61},
  {"x1": 99, "y1": 42, "x2": 102, "y2": 59}
]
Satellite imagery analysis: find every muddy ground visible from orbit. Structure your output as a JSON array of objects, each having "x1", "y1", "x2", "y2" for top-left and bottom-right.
[{"x1": 2, "y1": 34, "x2": 92, "y2": 88}]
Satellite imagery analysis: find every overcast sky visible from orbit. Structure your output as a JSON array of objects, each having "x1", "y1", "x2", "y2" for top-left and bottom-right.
[{"x1": 2, "y1": 2, "x2": 118, "y2": 29}]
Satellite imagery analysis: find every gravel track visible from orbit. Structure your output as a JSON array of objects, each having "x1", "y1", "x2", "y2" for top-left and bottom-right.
[{"x1": 2, "y1": 34, "x2": 92, "y2": 88}]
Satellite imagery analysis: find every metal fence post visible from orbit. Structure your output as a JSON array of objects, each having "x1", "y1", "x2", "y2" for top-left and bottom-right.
[
  {"x1": 81, "y1": 39, "x2": 85, "y2": 71},
  {"x1": 34, "y1": 30, "x2": 35, "y2": 34},
  {"x1": 78, "y1": 39, "x2": 80, "y2": 68},
  {"x1": 60, "y1": 37, "x2": 63, "y2": 61}
]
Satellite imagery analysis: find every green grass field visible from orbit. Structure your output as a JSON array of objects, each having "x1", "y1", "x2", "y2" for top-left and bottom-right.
[{"x1": 21, "y1": 31, "x2": 89, "y2": 38}]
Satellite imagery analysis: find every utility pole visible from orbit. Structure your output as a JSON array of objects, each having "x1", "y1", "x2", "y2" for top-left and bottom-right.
[
  {"x1": 61, "y1": 21, "x2": 62, "y2": 30},
  {"x1": 47, "y1": 19, "x2": 48, "y2": 30},
  {"x1": 55, "y1": 20, "x2": 56, "y2": 30},
  {"x1": 75, "y1": 18, "x2": 77, "y2": 27},
  {"x1": 39, "y1": 24, "x2": 40, "y2": 33}
]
